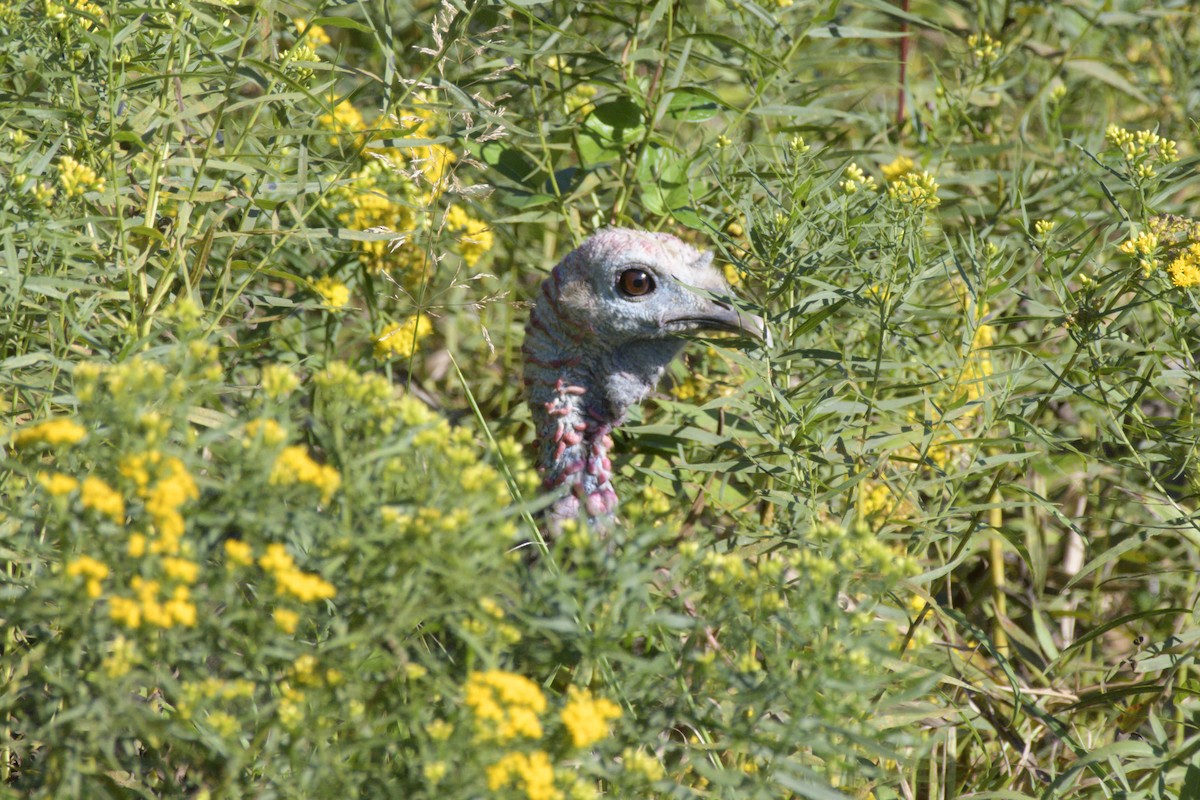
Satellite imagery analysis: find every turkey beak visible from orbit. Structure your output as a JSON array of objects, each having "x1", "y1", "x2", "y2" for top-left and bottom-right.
[{"x1": 669, "y1": 299, "x2": 772, "y2": 347}]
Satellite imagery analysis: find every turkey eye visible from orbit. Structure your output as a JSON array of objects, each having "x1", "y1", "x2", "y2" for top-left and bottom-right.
[{"x1": 617, "y1": 269, "x2": 655, "y2": 297}]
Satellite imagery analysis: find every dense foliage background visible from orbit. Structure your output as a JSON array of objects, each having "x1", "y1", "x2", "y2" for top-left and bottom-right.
[{"x1": 2, "y1": 0, "x2": 1200, "y2": 797}]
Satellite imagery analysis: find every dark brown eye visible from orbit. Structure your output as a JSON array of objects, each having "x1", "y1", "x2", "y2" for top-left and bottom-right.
[{"x1": 617, "y1": 269, "x2": 655, "y2": 297}]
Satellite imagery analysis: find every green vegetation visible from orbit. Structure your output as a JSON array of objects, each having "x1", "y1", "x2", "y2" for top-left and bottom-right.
[{"x1": 3, "y1": 1, "x2": 1200, "y2": 797}]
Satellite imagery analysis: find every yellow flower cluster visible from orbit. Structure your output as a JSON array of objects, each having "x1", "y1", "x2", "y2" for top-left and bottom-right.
[
  {"x1": 65, "y1": 555, "x2": 109, "y2": 599},
  {"x1": 319, "y1": 99, "x2": 366, "y2": 148},
  {"x1": 1117, "y1": 230, "x2": 1160, "y2": 275},
  {"x1": 560, "y1": 687, "x2": 621, "y2": 748},
  {"x1": 887, "y1": 169, "x2": 940, "y2": 209},
  {"x1": 312, "y1": 276, "x2": 351, "y2": 310},
  {"x1": 293, "y1": 18, "x2": 331, "y2": 46},
  {"x1": 1167, "y1": 243, "x2": 1200, "y2": 289},
  {"x1": 839, "y1": 163, "x2": 877, "y2": 194},
  {"x1": 259, "y1": 543, "x2": 337, "y2": 603},
  {"x1": 375, "y1": 314, "x2": 433, "y2": 360},
  {"x1": 57, "y1": 155, "x2": 105, "y2": 197},
  {"x1": 486, "y1": 751, "x2": 560, "y2": 800},
  {"x1": 1105, "y1": 125, "x2": 1178, "y2": 167},
  {"x1": 224, "y1": 539, "x2": 254, "y2": 566},
  {"x1": 37, "y1": 471, "x2": 79, "y2": 496},
  {"x1": 966, "y1": 32, "x2": 1000, "y2": 64},
  {"x1": 336, "y1": 167, "x2": 421, "y2": 275},
  {"x1": 465, "y1": 669, "x2": 547, "y2": 741},
  {"x1": 110, "y1": 577, "x2": 196, "y2": 629},
  {"x1": 269, "y1": 445, "x2": 341, "y2": 503},
  {"x1": 176, "y1": 677, "x2": 256, "y2": 720},
  {"x1": 320, "y1": 97, "x2": 493, "y2": 280},
  {"x1": 858, "y1": 481, "x2": 896, "y2": 521},
  {"x1": 622, "y1": 748, "x2": 666, "y2": 781},
  {"x1": 12, "y1": 417, "x2": 86, "y2": 448},
  {"x1": 261, "y1": 363, "x2": 301, "y2": 400},
  {"x1": 80, "y1": 476, "x2": 125, "y2": 523},
  {"x1": 45, "y1": 0, "x2": 104, "y2": 30},
  {"x1": 881, "y1": 155, "x2": 915, "y2": 182},
  {"x1": 243, "y1": 418, "x2": 288, "y2": 447},
  {"x1": 445, "y1": 205, "x2": 494, "y2": 267},
  {"x1": 142, "y1": 453, "x2": 199, "y2": 554},
  {"x1": 313, "y1": 361, "x2": 401, "y2": 430}
]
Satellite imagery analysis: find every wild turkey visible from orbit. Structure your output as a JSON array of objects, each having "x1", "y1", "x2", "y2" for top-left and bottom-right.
[{"x1": 522, "y1": 228, "x2": 766, "y2": 526}]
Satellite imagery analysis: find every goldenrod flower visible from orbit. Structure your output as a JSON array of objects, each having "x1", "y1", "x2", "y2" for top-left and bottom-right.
[
  {"x1": 881, "y1": 155, "x2": 915, "y2": 182},
  {"x1": 162, "y1": 556, "x2": 199, "y2": 584},
  {"x1": 37, "y1": 471, "x2": 79, "y2": 496},
  {"x1": 465, "y1": 669, "x2": 547, "y2": 741},
  {"x1": 261, "y1": 363, "x2": 301, "y2": 399},
  {"x1": 13, "y1": 417, "x2": 86, "y2": 448},
  {"x1": 270, "y1": 445, "x2": 341, "y2": 503},
  {"x1": 224, "y1": 539, "x2": 254, "y2": 566},
  {"x1": 445, "y1": 205, "x2": 494, "y2": 267},
  {"x1": 312, "y1": 276, "x2": 351, "y2": 310},
  {"x1": 486, "y1": 751, "x2": 560, "y2": 800},
  {"x1": 243, "y1": 418, "x2": 288, "y2": 447},
  {"x1": 293, "y1": 17, "x2": 331, "y2": 46},
  {"x1": 375, "y1": 314, "x2": 433, "y2": 360},
  {"x1": 1168, "y1": 243, "x2": 1200, "y2": 288},
  {"x1": 840, "y1": 162, "x2": 877, "y2": 194},
  {"x1": 66, "y1": 555, "x2": 109, "y2": 598},
  {"x1": 56, "y1": 155, "x2": 105, "y2": 197},
  {"x1": 274, "y1": 607, "x2": 300, "y2": 634},
  {"x1": 966, "y1": 32, "x2": 1001, "y2": 64},
  {"x1": 560, "y1": 686, "x2": 622, "y2": 748},
  {"x1": 81, "y1": 477, "x2": 125, "y2": 522},
  {"x1": 887, "y1": 169, "x2": 940, "y2": 209}
]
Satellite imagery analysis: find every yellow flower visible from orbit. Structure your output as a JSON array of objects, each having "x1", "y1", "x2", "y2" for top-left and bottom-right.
[
  {"x1": 622, "y1": 748, "x2": 665, "y2": 781},
  {"x1": 81, "y1": 477, "x2": 125, "y2": 522},
  {"x1": 56, "y1": 155, "x2": 105, "y2": 197},
  {"x1": 145, "y1": 458, "x2": 198, "y2": 553},
  {"x1": 261, "y1": 364, "x2": 300, "y2": 399},
  {"x1": 293, "y1": 17, "x2": 331, "y2": 46},
  {"x1": 162, "y1": 556, "x2": 199, "y2": 584},
  {"x1": 887, "y1": 169, "x2": 940, "y2": 209},
  {"x1": 445, "y1": 205, "x2": 494, "y2": 267},
  {"x1": 966, "y1": 32, "x2": 1001, "y2": 64},
  {"x1": 270, "y1": 446, "x2": 341, "y2": 503},
  {"x1": 128, "y1": 532, "x2": 147, "y2": 558},
  {"x1": 560, "y1": 686, "x2": 622, "y2": 748},
  {"x1": 274, "y1": 607, "x2": 300, "y2": 634},
  {"x1": 243, "y1": 418, "x2": 288, "y2": 447},
  {"x1": 109, "y1": 596, "x2": 142, "y2": 629},
  {"x1": 260, "y1": 543, "x2": 336, "y2": 602},
  {"x1": 881, "y1": 155, "x2": 915, "y2": 182},
  {"x1": 486, "y1": 751, "x2": 561, "y2": 800},
  {"x1": 312, "y1": 277, "x2": 351, "y2": 310},
  {"x1": 37, "y1": 471, "x2": 79, "y2": 496},
  {"x1": 224, "y1": 539, "x2": 254, "y2": 566},
  {"x1": 66, "y1": 555, "x2": 109, "y2": 598},
  {"x1": 1168, "y1": 243, "x2": 1200, "y2": 288},
  {"x1": 319, "y1": 98, "x2": 365, "y2": 147},
  {"x1": 374, "y1": 315, "x2": 433, "y2": 361},
  {"x1": 465, "y1": 669, "x2": 547, "y2": 741},
  {"x1": 13, "y1": 417, "x2": 86, "y2": 448},
  {"x1": 840, "y1": 162, "x2": 877, "y2": 194}
]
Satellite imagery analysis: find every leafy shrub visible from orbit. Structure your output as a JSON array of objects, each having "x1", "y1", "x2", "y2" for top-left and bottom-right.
[{"x1": 3, "y1": 1, "x2": 1200, "y2": 798}]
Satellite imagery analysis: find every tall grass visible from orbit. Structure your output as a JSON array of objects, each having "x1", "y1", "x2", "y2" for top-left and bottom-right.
[{"x1": 2, "y1": 1, "x2": 1199, "y2": 797}]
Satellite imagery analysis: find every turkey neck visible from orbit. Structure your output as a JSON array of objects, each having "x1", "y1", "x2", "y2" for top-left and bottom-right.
[{"x1": 523, "y1": 313, "x2": 683, "y2": 523}]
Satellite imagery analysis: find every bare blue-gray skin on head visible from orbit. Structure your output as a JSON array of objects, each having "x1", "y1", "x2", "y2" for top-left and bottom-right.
[{"x1": 522, "y1": 228, "x2": 767, "y2": 526}]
